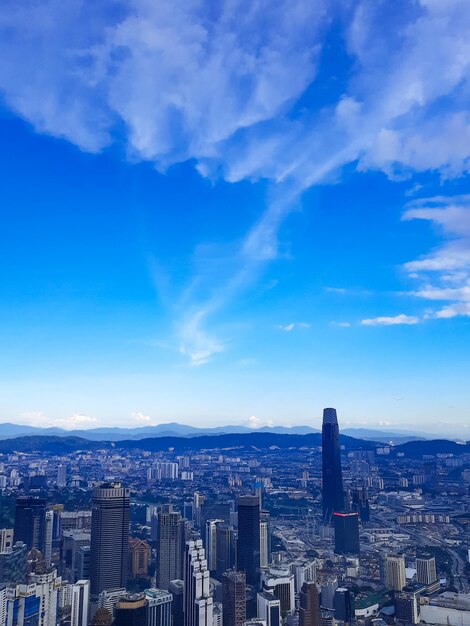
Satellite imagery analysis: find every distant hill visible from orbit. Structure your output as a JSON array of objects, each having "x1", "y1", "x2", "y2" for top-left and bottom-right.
[
  {"x1": 0, "y1": 431, "x2": 374, "y2": 454},
  {"x1": 0, "y1": 421, "x2": 320, "y2": 441}
]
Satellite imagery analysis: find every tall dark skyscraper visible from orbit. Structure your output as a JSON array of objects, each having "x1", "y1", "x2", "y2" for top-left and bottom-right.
[
  {"x1": 14, "y1": 496, "x2": 46, "y2": 552},
  {"x1": 236, "y1": 495, "x2": 260, "y2": 588},
  {"x1": 299, "y1": 581, "x2": 321, "y2": 626},
  {"x1": 90, "y1": 482, "x2": 130, "y2": 596},
  {"x1": 222, "y1": 570, "x2": 246, "y2": 626},
  {"x1": 333, "y1": 512, "x2": 360, "y2": 555},
  {"x1": 321, "y1": 408, "x2": 345, "y2": 522},
  {"x1": 156, "y1": 504, "x2": 186, "y2": 590}
]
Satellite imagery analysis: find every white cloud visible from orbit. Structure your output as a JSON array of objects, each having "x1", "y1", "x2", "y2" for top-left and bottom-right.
[
  {"x1": 2, "y1": 1, "x2": 470, "y2": 359},
  {"x1": 132, "y1": 411, "x2": 152, "y2": 423},
  {"x1": 246, "y1": 415, "x2": 274, "y2": 429},
  {"x1": 361, "y1": 314, "x2": 420, "y2": 326},
  {"x1": 19, "y1": 411, "x2": 98, "y2": 429},
  {"x1": 403, "y1": 194, "x2": 470, "y2": 319},
  {"x1": 330, "y1": 321, "x2": 351, "y2": 328},
  {"x1": 275, "y1": 322, "x2": 310, "y2": 332}
]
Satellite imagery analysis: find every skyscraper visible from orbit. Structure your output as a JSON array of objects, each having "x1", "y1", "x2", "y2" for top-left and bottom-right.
[
  {"x1": 321, "y1": 408, "x2": 345, "y2": 522},
  {"x1": 145, "y1": 588, "x2": 173, "y2": 626},
  {"x1": 257, "y1": 592, "x2": 281, "y2": 626},
  {"x1": 384, "y1": 554, "x2": 406, "y2": 591},
  {"x1": 222, "y1": 570, "x2": 246, "y2": 626},
  {"x1": 299, "y1": 581, "x2": 321, "y2": 626},
  {"x1": 14, "y1": 496, "x2": 46, "y2": 552},
  {"x1": 114, "y1": 593, "x2": 149, "y2": 626},
  {"x1": 333, "y1": 512, "x2": 360, "y2": 555},
  {"x1": 416, "y1": 554, "x2": 439, "y2": 593},
  {"x1": 90, "y1": 483, "x2": 130, "y2": 597},
  {"x1": 236, "y1": 495, "x2": 260, "y2": 588},
  {"x1": 71, "y1": 580, "x2": 90, "y2": 626},
  {"x1": 156, "y1": 505, "x2": 185, "y2": 590},
  {"x1": 184, "y1": 539, "x2": 213, "y2": 626},
  {"x1": 333, "y1": 588, "x2": 354, "y2": 624},
  {"x1": 216, "y1": 524, "x2": 235, "y2": 577},
  {"x1": 260, "y1": 514, "x2": 270, "y2": 569}
]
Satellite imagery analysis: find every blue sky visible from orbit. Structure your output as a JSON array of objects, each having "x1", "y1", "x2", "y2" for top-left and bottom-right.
[{"x1": 0, "y1": 0, "x2": 470, "y2": 433}]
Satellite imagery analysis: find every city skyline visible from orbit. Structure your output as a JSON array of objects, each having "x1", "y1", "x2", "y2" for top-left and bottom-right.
[{"x1": 0, "y1": 2, "x2": 470, "y2": 429}]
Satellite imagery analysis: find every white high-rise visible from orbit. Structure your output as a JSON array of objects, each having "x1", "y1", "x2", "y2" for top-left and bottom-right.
[
  {"x1": 71, "y1": 580, "x2": 90, "y2": 626},
  {"x1": 385, "y1": 554, "x2": 406, "y2": 591},
  {"x1": 184, "y1": 539, "x2": 213, "y2": 626}
]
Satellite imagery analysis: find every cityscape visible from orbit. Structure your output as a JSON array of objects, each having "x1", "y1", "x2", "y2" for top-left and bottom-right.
[
  {"x1": 0, "y1": 409, "x2": 468, "y2": 625},
  {"x1": 1, "y1": 1, "x2": 470, "y2": 625}
]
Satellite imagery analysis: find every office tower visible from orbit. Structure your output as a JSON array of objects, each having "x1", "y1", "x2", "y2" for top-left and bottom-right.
[
  {"x1": 184, "y1": 539, "x2": 213, "y2": 626},
  {"x1": 257, "y1": 592, "x2": 281, "y2": 626},
  {"x1": 216, "y1": 524, "x2": 235, "y2": 577},
  {"x1": 71, "y1": 580, "x2": 90, "y2": 626},
  {"x1": 222, "y1": 570, "x2": 246, "y2": 626},
  {"x1": 63, "y1": 530, "x2": 91, "y2": 582},
  {"x1": 44, "y1": 510, "x2": 53, "y2": 568},
  {"x1": 320, "y1": 578, "x2": 338, "y2": 611},
  {"x1": 206, "y1": 519, "x2": 223, "y2": 572},
  {"x1": 260, "y1": 516, "x2": 270, "y2": 569},
  {"x1": 385, "y1": 554, "x2": 406, "y2": 591},
  {"x1": 76, "y1": 546, "x2": 90, "y2": 580},
  {"x1": 90, "y1": 482, "x2": 130, "y2": 597},
  {"x1": 333, "y1": 588, "x2": 353, "y2": 624},
  {"x1": 14, "y1": 496, "x2": 46, "y2": 552},
  {"x1": 129, "y1": 537, "x2": 150, "y2": 578},
  {"x1": 114, "y1": 593, "x2": 149, "y2": 625},
  {"x1": 169, "y1": 580, "x2": 184, "y2": 626},
  {"x1": 237, "y1": 495, "x2": 260, "y2": 588},
  {"x1": 145, "y1": 589, "x2": 173, "y2": 626},
  {"x1": 299, "y1": 582, "x2": 321, "y2": 626},
  {"x1": 416, "y1": 555, "x2": 437, "y2": 585},
  {"x1": 27, "y1": 569, "x2": 61, "y2": 626},
  {"x1": 0, "y1": 528, "x2": 13, "y2": 552},
  {"x1": 293, "y1": 561, "x2": 316, "y2": 594},
  {"x1": 57, "y1": 464, "x2": 67, "y2": 488},
  {"x1": 193, "y1": 493, "x2": 204, "y2": 530},
  {"x1": 333, "y1": 512, "x2": 359, "y2": 555},
  {"x1": 156, "y1": 505, "x2": 186, "y2": 590},
  {"x1": 262, "y1": 571, "x2": 295, "y2": 617},
  {"x1": 98, "y1": 588, "x2": 127, "y2": 617},
  {"x1": 395, "y1": 586, "x2": 421, "y2": 624},
  {"x1": 321, "y1": 408, "x2": 345, "y2": 522},
  {"x1": 92, "y1": 608, "x2": 113, "y2": 625},
  {"x1": 0, "y1": 541, "x2": 27, "y2": 583},
  {"x1": 351, "y1": 487, "x2": 369, "y2": 523}
]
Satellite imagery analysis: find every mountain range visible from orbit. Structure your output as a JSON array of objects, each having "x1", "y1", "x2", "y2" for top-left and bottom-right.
[{"x1": 0, "y1": 422, "x2": 435, "y2": 444}]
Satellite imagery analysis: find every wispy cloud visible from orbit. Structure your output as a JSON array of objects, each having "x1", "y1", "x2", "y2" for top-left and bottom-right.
[
  {"x1": 275, "y1": 322, "x2": 310, "y2": 332},
  {"x1": 403, "y1": 194, "x2": 470, "y2": 319},
  {"x1": 361, "y1": 314, "x2": 420, "y2": 326},
  {"x1": 2, "y1": 1, "x2": 470, "y2": 360},
  {"x1": 20, "y1": 411, "x2": 98, "y2": 429}
]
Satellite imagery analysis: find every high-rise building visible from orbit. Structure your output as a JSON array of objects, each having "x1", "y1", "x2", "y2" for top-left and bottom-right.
[
  {"x1": 156, "y1": 505, "x2": 186, "y2": 591},
  {"x1": 0, "y1": 541, "x2": 27, "y2": 584},
  {"x1": 169, "y1": 580, "x2": 184, "y2": 626},
  {"x1": 145, "y1": 588, "x2": 173, "y2": 626},
  {"x1": 321, "y1": 408, "x2": 345, "y2": 522},
  {"x1": 14, "y1": 496, "x2": 46, "y2": 552},
  {"x1": 260, "y1": 515, "x2": 270, "y2": 569},
  {"x1": 216, "y1": 524, "x2": 235, "y2": 577},
  {"x1": 262, "y1": 570, "x2": 295, "y2": 617},
  {"x1": 237, "y1": 495, "x2": 260, "y2": 588},
  {"x1": 333, "y1": 512, "x2": 359, "y2": 555},
  {"x1": 129, "y1": 537, "x2": 150, "y2": 578},
  {"x1": 114, "y1": 592, "x2": 149, "y2": 626},
  {"x1": 320, "y1": 577, "x2": 338, "y2": 611},
  {"x1": 395, "y1": 585, "x2": 422, "y2": 624},
  {"x1": 416, "y1": 555, "x2": 437, "y2": 585},
  {"x1": 44, "y1": 510, "x2": 53, "y2": 568},
  {"x1": 205, "y1": 519, "x2": 224, "y2": 573},
  {"x1": 184, "y1": 539, "x2": 213, "y2": 626},
  {"x1": 384, "y1": 554, "x2": 406, "y2": 591},
  {"x1": 0, "y1": 529, "x2": 13, "y2": 552},
  {"x1": 90, "y1": 483, "x2": 130, "y2": 597},
  {"x1": 71, "y1": 580, "x2": 90, "y2": 626},
  {"x1": 333, "y1": 588, "x2": 354, "y2": 624},
  {"x1": 351, "y1": 487, "x2": 369, "y2": 523},
  {"x1": 299, "y1": 581, "x2": 321, "y2": 626},
  {"x1": 257, "y1": 592, "x2": 281, "y2": 626},
  {"x1": 57, "y1": 464, "x2": 67, "y2": 488},
  {"x1": 222, "y1": 570, "x2": 246, "y2": 626}
]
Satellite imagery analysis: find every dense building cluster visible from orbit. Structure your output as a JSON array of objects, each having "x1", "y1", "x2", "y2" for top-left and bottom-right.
[{"x1": 0, "y1": 408, "x2": 470, "y2": 625}]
